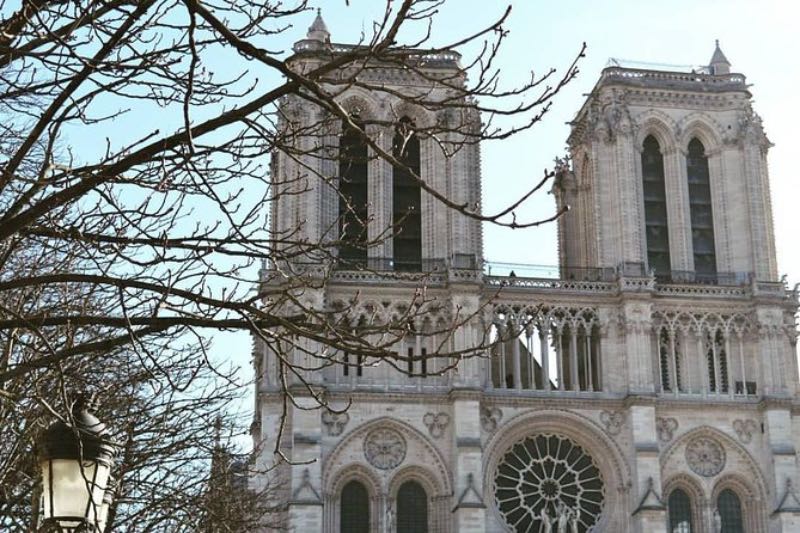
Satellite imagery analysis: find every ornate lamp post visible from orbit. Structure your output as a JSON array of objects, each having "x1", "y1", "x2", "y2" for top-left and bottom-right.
[{"x1": 38, "y1": 395, "x2": 118, "y2": 532}]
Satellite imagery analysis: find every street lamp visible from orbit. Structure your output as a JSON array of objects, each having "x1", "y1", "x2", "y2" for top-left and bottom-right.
[{"x1": 38, "y1": 394, "x2": 118, "y2": 533}]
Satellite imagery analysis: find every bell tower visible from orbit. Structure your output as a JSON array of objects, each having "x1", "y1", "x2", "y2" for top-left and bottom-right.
[
  {"x1": 557, "y1": 42, "x2": 777, "y2": 283},
  {"x1": 256, "y1": 12, "x2": 488, "y2": 532},
  {"x1": 269, "y1": 12, "x2": 483, "y2": 274},
  {"x1": 253, "y1": 27, "x2": 800, "y2": 532}
]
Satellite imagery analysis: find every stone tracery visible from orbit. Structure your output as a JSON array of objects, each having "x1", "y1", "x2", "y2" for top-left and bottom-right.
[
  {"x1": 363, "y1": 427, "x2": 407, "y2": 470},
  {"x1": 685, "y1": 436, "x2": 726, "y2": 477},
  {"x1": 494, "y1": 433, "x2": 604, "y2": 532}
]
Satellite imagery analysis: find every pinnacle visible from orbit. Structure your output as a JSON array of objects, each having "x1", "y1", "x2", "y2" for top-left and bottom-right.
[
  {"x1": 709, "y1": 39, "x2": 731, "y2": 74},
  {"x1": 307, "y1": 8, "x2": 330, "y2": 42}
]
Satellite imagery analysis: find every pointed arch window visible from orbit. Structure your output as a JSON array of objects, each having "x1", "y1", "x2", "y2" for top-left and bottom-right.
[
  {"x1": 393, "y1": 118, "x2": 422, "y2": 272},
  {"x1": 641, "y1": 135, "x2": 671, "y2": 274},
  {"x1": 340, "y1": 480, "x2": 370, "y2": 533},
  {"x1": 687, "y1": 138, "x2": 717, "y2": 278},
  {"x1": 397, "y1": 480, "x2": 428, "y2": 533},
  {"x1": 706, "y1": 330, "x2": 729, "y2": 394},
  {"x1": 717, "y1": 489, "x2": 744, "y2": 533},
  {"x1": 339, "y1": 119, "x2": 369, "y2": 267},
  {"x1": 668, "y1": 488, "x2": 694, "y2": 532},
  {"x1": 658, "y1": 328, "x2": 683, "y2": 393}
]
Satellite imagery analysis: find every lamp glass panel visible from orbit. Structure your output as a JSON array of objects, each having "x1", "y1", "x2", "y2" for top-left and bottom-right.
[{"x1": 42, "y1": 459, "x2": 110, "y2": 522}]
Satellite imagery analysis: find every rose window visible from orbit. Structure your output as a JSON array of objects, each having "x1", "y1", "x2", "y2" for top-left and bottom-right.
[
  {"x1": 494, "y1": 433, "x2": 604, "y2": 532},
  {"x1": 363, "y1": 428, "x2": 406, "y2": 470},
  {"x1": 685, "y1": 436, "x2": 725, "y2": 477}
]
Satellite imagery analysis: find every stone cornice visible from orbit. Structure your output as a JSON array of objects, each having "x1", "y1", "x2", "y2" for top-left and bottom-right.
[{"x1": 258, "y1": 389, "x2": 800, "y2": 412}]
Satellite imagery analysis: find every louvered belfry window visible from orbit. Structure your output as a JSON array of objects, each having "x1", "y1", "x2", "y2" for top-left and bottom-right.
[
  {"x1": 392, "y1": 118, "x2": 422, "y2": 272},
  {"x1": 339, "y1": 119, "x2": 369, "y2": 267},
  {"x1": 641, "y1": 135, "x2": 671, "y2": 274},
  {"x1": 687, "y1": 138, "x2": 717, "y2": 277}
]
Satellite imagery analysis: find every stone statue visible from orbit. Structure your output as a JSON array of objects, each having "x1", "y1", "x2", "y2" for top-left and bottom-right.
[
  {"x1": 540, "y1": 507, "x2": 553, "y2": 533},
  {"x1": 570, "y1": 509, "x2": 580, "y2": 533},
  {"x1": 713, "y1": 508, "x2": 722, "y2": 533},
  {"x1": 385, "y1": 502, "x2": 394, "y2": 533},
  {"x1": 556, "y1": 502, "x2": 570, "y2": 533}
]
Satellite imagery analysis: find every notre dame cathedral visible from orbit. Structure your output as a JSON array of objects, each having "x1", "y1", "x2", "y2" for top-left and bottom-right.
[{"x1": 250, "y1": 12, "x2": 800, "y2": 533}]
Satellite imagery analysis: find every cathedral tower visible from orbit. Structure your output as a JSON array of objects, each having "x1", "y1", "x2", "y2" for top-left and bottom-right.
[
  {"x1": 253, "y1": 25, "x2": 800, "y2": 532},
  {"x1": 557, "y1": 44, "x2": 777, "y2": 283}
]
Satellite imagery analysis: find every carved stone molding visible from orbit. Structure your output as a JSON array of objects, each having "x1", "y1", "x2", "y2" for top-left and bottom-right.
[
  {"x1": 480, "y1": 406, "x2": 503, "y2": 433},
  {"x1": 656, "y1": 417, "x2": 679, "y2": 443},
  {"x1": 422, "y1": 412, "x2": 450, "y2": 439},
  {"x1": 363, "y1": 427, "x2": 406, "y2": 470},
  {"x1": 732, "y1": 419, "x2": 758, "y2": 444},
  {"x1": 291, "y1": 468, "x2": 321, "y2": 502},
  {"x1": 600, "y1": 410, "x2": 624, "y2": 436},
  {"x1": 321, "y1": 411, "x2": 349, "y2": 437},
  {"x1": 685, "y1": 436, "x2": 726, "y2": 477}
]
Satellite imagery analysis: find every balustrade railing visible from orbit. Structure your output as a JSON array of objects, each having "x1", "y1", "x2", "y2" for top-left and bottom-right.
[
  {"x1": 601, "y1": 66, "x2": 746, "y2": 87},
  {"x1": 263, "y1": 257, "x2": 791, "y2": 303},
  {"x1": 654, "y1": 270, "x2": 750, "y2": 286}
]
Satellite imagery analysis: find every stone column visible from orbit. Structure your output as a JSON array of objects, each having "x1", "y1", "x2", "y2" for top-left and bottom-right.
[
  {"x1": 628, "y1": 402, "x2": 667, "y2": 533},
  {"x1": 250, "y1": 398, "x2": 289, "y2": 526},
  {"x1": 766, "y1": 407, "x2": 800, "y2": 532},
  {"x1": 448, "y1": 294, "x2": 484, "y2": 389},
  {"x1": 588, "y1": 136, "x2": 622, "y2": 267},
  {"x1": 755, "y1": 306, "x2": 784, "y2": 396},
  {"x1": 287, "y1": 398, "x2": 324, "y2": 532},
  {"x1": 424, "y1": 136, "x2": 448, "y2": 262},
  {"x1": 450, "y1": 392, "x2": 485, "y2": 532},
  {"x1": 620, "y1": 299, "x2": 655, "y2": 394},
  {"x1": 616, "y1": 130, "x2": 646, "y2": 265},
  {"x1": 665, "y1": 146, "x2": 693, "y2": 271},
  {"x1": 368, "y1": 124, "x2": 393, "y2": 261},
  {"x1": 742, "y1": 140, "x2": 776, "y2": 280}
]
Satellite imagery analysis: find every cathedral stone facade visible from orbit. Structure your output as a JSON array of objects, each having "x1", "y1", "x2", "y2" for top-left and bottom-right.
[{"x1": 252, "y1": 16, "x2": 800, "y2": 533}]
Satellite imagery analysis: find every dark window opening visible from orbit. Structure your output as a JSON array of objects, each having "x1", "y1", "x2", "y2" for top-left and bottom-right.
[
  {"x1": 687, "y1": 138, "x2": 716, "y2": 275},
  {"x1": 668, "y1": 488, "x2": 694, "y2": 533},
  {"x1": 734, "y1": 381, "x2": 757, "y2": 395},
  {"x1": 393, "y1": 118, "x2": 422, "y2": 272},
  {"x1": 659, "y1": 329, "x2": 671, "y2": 392},
  {"x1": 718, "y1": 489, "x2": 744, "y2": 533},
  {"x1": 341, "y1": 480, "x2": 369, "y2": 533},
  {"x1": 641, "y1": 135, "x2": 671, "y2": 274},
  {"x1": 397, "y1": 480, "x2": 428, "y2": 533},
  {"x1": 339, "y1": 120, "x2": 369, "y2": 267},
  {"x1": 706, "y1": 330, "x2": 729, "y2": 394}
]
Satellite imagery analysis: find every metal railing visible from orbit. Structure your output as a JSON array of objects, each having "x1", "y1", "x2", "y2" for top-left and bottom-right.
[
  {"x1": 265, "y1": 256, "x2": 787, "y2": 295},
  {"x1": 334, "y1": 257, "x2": 447, "y2": 273},
  {"x1": 654, "y1": 270, "x2": 750, "y2": 286}
]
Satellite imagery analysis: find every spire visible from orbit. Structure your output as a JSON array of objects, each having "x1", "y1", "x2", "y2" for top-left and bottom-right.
[
  {"x1": 709, "y1": 39, "x2": 731, "y2": 75},
  {"x1": 307, "y1": 8, "x2": 330, "y2": 44}
]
